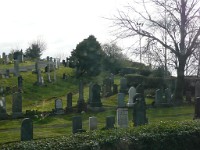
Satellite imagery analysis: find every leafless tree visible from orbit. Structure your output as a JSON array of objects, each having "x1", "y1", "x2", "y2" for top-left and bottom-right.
[{"x1": 112, "y1": 0, "x2": 200, "y2": 104}]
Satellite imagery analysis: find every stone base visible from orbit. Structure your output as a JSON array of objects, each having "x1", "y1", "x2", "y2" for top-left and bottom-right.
[
  {"x1": 87, "y1": 106, "x2": 105, "y2": 112},
  {"x1": 12, "y1": 112, "x2": 23, "y2": 118}
]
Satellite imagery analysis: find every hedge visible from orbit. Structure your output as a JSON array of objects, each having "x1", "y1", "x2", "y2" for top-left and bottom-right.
[{"x1": 1, "y1": 120, "x2": 200, "y2": 150}]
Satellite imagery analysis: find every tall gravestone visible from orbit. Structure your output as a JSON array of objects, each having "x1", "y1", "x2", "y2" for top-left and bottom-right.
[
  {"x1": 102, "y1": 78, "x2": 112, "y2": 97},
  {"x1": 54, "y1": 99, "x2": 64, "y2": 114},
  {"x1": 72, "y1": 116, "x2": 82, "y2": 134},
  {"x1": 117, "y1": 93, "x2": 126, "y2": 108},
  {"x1": 12, "y1": 92, "x2": 23, "y2": 118},
  {"x1": 66, "y1": 92, "x2": 73, "y2": 112},
  {"x1": 119, "y1": 77, "x2": 128, "y2": 93},
  {"x1": 89, "y1": 84, "x2": 102, "y2": 107},
  {"x1": 127, "y1": 86, "x2": 136, "y2": 107},
  {"x1": 133, "y1": 93, "x2": 148, "y2": 126},
  {"x1": 18, "y1": 75, "x2": 23, "y2": 91},
  {"x1": 14, "y1": 60, "x2": 19, "y2": 76},
  {"x1": 89, "y1": 116, "x2": 97, "y2": 130},
  {"x1": 136, "y1": 84, "x2": 144, "y2": 97},
  {"x1": 21, "y1": 118, "x2": 33, "y2": 141},
  {"x1": 77, "y1": 81, "x2": 86, "y2": 113}
]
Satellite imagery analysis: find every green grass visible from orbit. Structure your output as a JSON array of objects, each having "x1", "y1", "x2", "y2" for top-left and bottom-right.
[{"x1": 0, "y1": 63, "x2": 196, "y2": 144}]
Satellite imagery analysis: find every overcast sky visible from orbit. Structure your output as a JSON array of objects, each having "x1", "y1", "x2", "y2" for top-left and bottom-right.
[{"x1": 0, "y1": 0, "x2": 132, "y2": 59}]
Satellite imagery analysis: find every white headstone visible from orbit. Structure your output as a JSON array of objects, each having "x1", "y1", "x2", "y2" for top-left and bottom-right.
[
  {"x1": 89, "y1": 116, "x2": 97, "y2": 130},
  {"x1": 127, "y1": 86, "x2": 136, "y2": 107},
  {"x1": 55, "y1": 99, "x2": 63, "y2": 109},
  {"x1": 117, "y1": 108, "x2": 128, "y2": 128}
]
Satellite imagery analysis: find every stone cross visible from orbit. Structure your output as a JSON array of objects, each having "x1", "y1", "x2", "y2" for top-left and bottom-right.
[{"x1": 21, "y1": 118, "x2": 33, "y2": 141}]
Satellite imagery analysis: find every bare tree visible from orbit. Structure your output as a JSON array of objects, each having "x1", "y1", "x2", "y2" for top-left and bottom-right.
[{"x1": 112, "y1": 0, "x2": 200, "y2": 104}]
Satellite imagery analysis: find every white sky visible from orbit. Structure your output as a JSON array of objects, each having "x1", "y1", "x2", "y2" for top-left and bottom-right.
[{"x1": 0, "y1": 0, "x2": 132, "y2": 59}]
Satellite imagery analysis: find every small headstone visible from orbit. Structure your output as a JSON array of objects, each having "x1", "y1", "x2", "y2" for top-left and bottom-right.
[
  {"x1": 21, "y1": 118, "x2": 33, "y2": 141},
  {"x1": 117, "y1": 93, "x2": 126, "y2": 108},
  {"x1": 89, "y1": 116, "x2": 97, "y2": 130},
  {"x1": 102, "y1": 78, "x2": 112, "y2": 97},
  {"x1": 12, "y1": 92, "x2": 23, "y2": 118},
  {"x1": 127, "y1": 86, "x2": 136, "y2": 107},
  {"x1": 133, "y1": 93, "x2": 148, "y2": 126},
  {"x1": 106, "y1": 116, "x2": 115, "y2": 129},
  {"x1": 119, "y1": 77, "x2": 128, "y2": 93},
  {"x1": 117, "y1": 108, "x2": 128, "y2": 128},
  {"x1": 72, "y1": 116, "x2": 82, "y2": 134},
  {"x1": 89, "y1": 83, "x2": 102, "y2": 107},
  {"x1": 55, "y1": 99, "x2": 64, "y2": 114}
]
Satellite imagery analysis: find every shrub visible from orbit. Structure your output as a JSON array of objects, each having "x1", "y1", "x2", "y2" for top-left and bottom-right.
[{"x1": 1, "y1": 121, "x2": 200, "y2": 150}]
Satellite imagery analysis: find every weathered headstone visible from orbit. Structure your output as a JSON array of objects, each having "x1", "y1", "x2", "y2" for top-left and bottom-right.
[
  {"x1": 72, "y1": 116, "x2": 82, "y2": 134},
  {"x1": 66, "y1": 92, "x2": 73, "y2": 112},
  {"x1": 77, "y1": 80, "x2": 86, "y2": 113},
  {"x1": 21, "y1": 118, "x2": 33, "y2": 141},
  {"x1": 133, "y1": 93, "x2": 148, "y2": 126},
  {"x1": 14, "y1": 60, "x2": 19, "y2": 76},
  {"x1": 194, "y1": 97, "x2": 200, "y2": 119},
  {"x1": 127, "y1": 86, "x2": 136, "y2": 107},
  {"x1": 55, "y1": 99, "x2": 64, "y2": 114},
  {"x1": 12, "y1": 92, "x2": 23, "y2": 118},
  {"x1": 89, "y1": 116, "x2": 97, "y2": 130},
  {"x1": 119, "y1": 77, "x2": 128, "y2": 93},
  {"x1": 117, "y1": 108, "x2": 128, "y2": 128},
  {"x1": 117, "y1": 93, "x2": 126, "y2": 108},
  {"x1": 136, "y1": 84, "x2": 144, "y2": 96},
  {"x1": 102, "y1": 78, "x2": 112, "y2": 97},
  {"x1": 155, "y1": 89, "x2": 163, "y2": 104},
  {"x1": 89, "y1": 83, "x2": 102, "y2": 107},
  {"x1": 106, "y1": 116, "x2": 115, "y2": 129}
]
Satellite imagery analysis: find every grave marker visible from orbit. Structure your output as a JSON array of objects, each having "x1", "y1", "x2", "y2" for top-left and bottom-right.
[
  {"x1": 127, "y1": 86, "x2": 136, "y2": 107},
  {"x1": 12, "y1": 92, "x2": 23, "y2": 118},
  {"x1": 117, "y1": 93, "x2": 126, "y2": 108},
  {"x1": 89, "y1": 117, "x2": 97, "y2": 130},
  {"x1": 72, "y1": 116, "x2": 82, "y2": 134},
  {"x1": 55, "y1": 99, "x2": 64, "y2": 114},
  {"x1": 117, "y1": 108, "x2": 128, "y2": 128},
  {"x1": 21, "y1": 118, "x2": 33, "y2": 141},
  {"x1": 106, "y1": 116, "x2": 115, "y2": 129}
]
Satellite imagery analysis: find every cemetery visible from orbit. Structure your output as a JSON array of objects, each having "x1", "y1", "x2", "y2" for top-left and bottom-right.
[{"x1": 0, "y1": 55, "x2": 200, "y2": 150}]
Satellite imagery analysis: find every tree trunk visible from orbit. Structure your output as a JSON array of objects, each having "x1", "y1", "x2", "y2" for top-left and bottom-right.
[{"x1": 174, "y1": 56, "x2": 186, "y2": 105}]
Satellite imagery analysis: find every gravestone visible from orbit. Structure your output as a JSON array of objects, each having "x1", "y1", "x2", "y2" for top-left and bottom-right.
[
  {"x1": 12, "y1": 92, "x2": 23, "y2": 118},
  {"x1": 106, "y1": 116, "x2": 115, "y2": 129},
  {"x1": 0, "y1": 97, "x2": 7, "y2": 119},
  {"x1": 165, "y1": 88, "x2": 171, "y2": 103},
  {"x1": 21, "y1": 118, "x2": 33, "y2": 141},
  {"x1": 136, "y1": 84, "x2": 144, "y2": 96},
  {"x1": 186, "y1": 91, "x2": 192, "y2": 103},
  {"x1": 66, "y1": 92, "x2": 73, "y2": 112},
  {"x1": 55, "y1": 99, "x2": 64, "y2": 114},
  {"x1": 102, "y1": 78, "x2": 112, "y2": 97},
  {"x1": 89, "y1": 83, "x2": 102, "y2": 107},
  {"x1": 133, "y1": 93, "x2": 148, "y2": 126},
  {"x1": 14, "y1": 60, "x2": 19, "y2": 76},
  {"x1": 112, "y1": 84, "x2": 118, "y2": 94},
  {"x1": 127, "y1": 86, "x2": 136, "y2": 107},
  {"x1": 194, "y1": 97, "x2": 200, "y2": 119},
  {"x1": 77, "y1": 80, "x2": 86, "y2": 113},
  {"x1": 117, "y1": 93, "x2": 126, "y2": 108},
  {"x1": 36, "y1": 69, "x2": 43, "y2": 85},
  {"x1": 18, "y1": 75, "x2": 23, "y2": 91},
  {"x1": 47, "y1": 72, "x2": 51, "y2": 82},
  {"x1": 117, "y1": 108, "x2": 128, "y2": 128},
  {"x1": 35, "y1": 61, "x2": 39, "y2": 73},
  {"x1": 119, "y1": 77, "x2": 128, "y2": 93},
  {"x1": 155, "y1": 89, "x2": 163, "y2": 104},
  {"x1": 72, "y1": 116, "x2": 82, "y2": 134},
  {"x1": 89, "y1": 116, "x2": 97, "y2": 130},
  {"x1": 88, "y1": 82, "x2": 94, "y2": 104},
  {"x1": 195, "y1": 81, "x2": 200, "y2": 98}
]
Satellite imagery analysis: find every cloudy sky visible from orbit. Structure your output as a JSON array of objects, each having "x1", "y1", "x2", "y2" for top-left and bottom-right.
[{"x1": 0, "y1": 0, "x2": 132, "y2": 59}]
